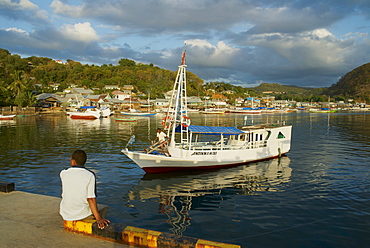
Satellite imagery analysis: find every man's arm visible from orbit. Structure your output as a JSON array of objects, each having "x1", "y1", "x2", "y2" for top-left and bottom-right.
[{"x1": 87, "y1": 197, "x2": 110, "y2": 229}]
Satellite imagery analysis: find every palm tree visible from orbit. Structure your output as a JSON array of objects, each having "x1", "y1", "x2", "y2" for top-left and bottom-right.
[{"x1": 7, "y1": 70, "x2": 28, "y2": 106}]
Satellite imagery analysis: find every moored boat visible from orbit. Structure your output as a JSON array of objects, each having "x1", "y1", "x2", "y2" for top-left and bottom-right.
[
  {"x1": 199, "y1": 108, "x2": 225, "y2": 114},
  {"x1": 67, "y1": 106, "x2": 102, "y2": 119},
  {"x1": 229, "y1": 108, "x2": 261, "y2": 114},
  {"x1": 0, "y1": 114, "x2": 16, "y2": 120},
  {"x1": 100, "y1": 106, "x2": 112, "y2": 117},
  {"x1": 121, "y1": 110, "x2": 156, "y2": 116},
  {"x1": 121, "y1": 46, "x2": 292, "y2": 173},
  {"x1": 309, "y1": 108, "x2": 337, "y2": 113},
  {"x1": 115, "y1": 118, "x2": 138, "y2": 122}
]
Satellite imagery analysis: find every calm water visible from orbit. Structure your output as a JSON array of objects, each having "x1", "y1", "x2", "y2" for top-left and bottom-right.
[{"x1": 1, "y1": 112, "x2": 370, "y2": 247}]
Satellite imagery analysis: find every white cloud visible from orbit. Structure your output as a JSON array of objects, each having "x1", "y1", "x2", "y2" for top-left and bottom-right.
[
  {"x1": 5, "y1": 27, "x2": 28, "y2": 35},
  {"x1": 50, "y1": 0, "x2": 83, "y2": 18},
  {"x1": 0, "y1": 0, "x2": 48, "y2": 20},
  {"x1": 60, "y1": 22, "x2": 99, "y2": 42},
  {"x1": 185, "y1": 40, "x2": 240, "y2": 67}
]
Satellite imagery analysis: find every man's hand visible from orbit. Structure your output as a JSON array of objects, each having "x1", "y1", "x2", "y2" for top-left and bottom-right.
[{"x1": 96, "y1": 218, "x2": 110, "y2": 229}]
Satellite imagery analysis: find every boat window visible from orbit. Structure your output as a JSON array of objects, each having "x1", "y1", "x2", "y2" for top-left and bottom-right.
[
  {"x1": 277, "y1": 132, "x2": 285, "y2": 139},
  {"x1": 266, "y1": 131, "x2": 271, "y2": 140},
  {"x1": 240, "y1": 134, "x2": 245, "y2": 141},
  {"x1": 255, "y1": 133, "x2": 259, "y2": 141},
  {"x1": 260, "y1": 134, "x2": 263, "y2": 140}
]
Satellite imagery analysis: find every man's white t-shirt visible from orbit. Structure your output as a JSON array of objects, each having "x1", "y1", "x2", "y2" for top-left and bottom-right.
[
  {"x1": 157, "y1": 131, "x2": 167, "y2": 142},
  {"x1": 60, "y1": 167, "x2": 96, "y2": 221}
]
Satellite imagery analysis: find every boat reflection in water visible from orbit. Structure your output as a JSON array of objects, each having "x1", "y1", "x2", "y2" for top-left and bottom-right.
[{"x1": 126, "y1": 156, "x2": 292, "y2": 235}]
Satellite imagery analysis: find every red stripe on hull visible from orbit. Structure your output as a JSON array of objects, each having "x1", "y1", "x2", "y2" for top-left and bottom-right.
[
  {"x1": 142, "y1": 154, "x2": 285, "y2": 174},
  {"x1": 70, "y1": 115, "x2": 98, "y2": 119}
]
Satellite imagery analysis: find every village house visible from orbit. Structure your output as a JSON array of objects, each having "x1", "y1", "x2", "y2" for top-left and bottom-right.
[
  {"x1": 234, "y1": 98, "x2": 245, "y2": 106},
  {"x1": 152, "y1": 99, "x2": 169, "y2": 111},
  {"x1": 112, "y1": 90, "x2": 130, "y2": 101},
  {"x1": 268, "y1": 100, "x2": 291, "y2": 109},
  {"x1": 104, "y1": 85, "x2": 120, "y2": 90},
  {"x1": 36, "y1": 93, "x2": 61, "y2": 108},
  {"x1": 71, "y1": 88, "x2": 94, "y2": 95},
  {"x1": 244, "y1": 97, "x2": 261, "y2": 108},
  {"x1": 187, "y1": 96, "x2": 203, "y2": 108},
  {"x1": 49, "y1": 83, "x2": 60, "y2": 91}
]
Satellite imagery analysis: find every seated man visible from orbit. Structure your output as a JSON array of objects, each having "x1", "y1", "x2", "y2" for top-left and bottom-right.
[{"x1": 59, "y1": 150, "x2": 110, "y2": 229}]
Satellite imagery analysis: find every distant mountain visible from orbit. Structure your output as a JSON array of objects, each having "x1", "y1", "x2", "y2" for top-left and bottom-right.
[
  {"x1": 252, "y1": 83, "x2": 325, "y2": 98},
  {"x1": 328, "y1": 63, "x2": 370, "y2": 101}
]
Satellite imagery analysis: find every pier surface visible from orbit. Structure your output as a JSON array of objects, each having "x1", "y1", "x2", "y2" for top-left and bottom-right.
[{"x1": 0, "y1": 191, "x2": 129, "y2": 248}]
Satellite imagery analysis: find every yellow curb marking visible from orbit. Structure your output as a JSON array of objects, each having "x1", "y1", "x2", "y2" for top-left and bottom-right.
[
  {"x1": 122, "y1": 226, "x2": 162, "y2": 247},
  {"x1": 64, "y1": 219, "x2": 95, "y2": 235},
  {"x1": 196, "y1": 239, "x2": 241, "y2": 248}
]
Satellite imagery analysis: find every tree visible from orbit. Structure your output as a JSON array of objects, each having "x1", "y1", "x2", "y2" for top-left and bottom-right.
[
  {"x1": 118, "y1": 58, "x2": 136, "y2": 67},
  {"x1": 7, "y1": 70, "x2": 29, "y2": 106},
  {"x1": 20, "y1": 91, "x2": 37, "y2": 107}
]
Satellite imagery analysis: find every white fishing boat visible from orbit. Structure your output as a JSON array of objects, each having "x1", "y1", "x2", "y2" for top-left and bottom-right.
[
  {"x1": 229, "y1": 108, "x2": 261, "y2": 114},
  {"x1": 121, "y1": 109, "x2": 156, "y2": 116},
  {"x1": 121, "y1": 93, "x2": 156, "y2": 116},
  {"x1": 0, "y1": 114, "x2": 16, "y2": 120},
  {"x1": 199, "y1": 108, "x2": 225, "y2": 114},
  {"x1": 100, "y1": 106, "x2": 112, "y2": 117},
  {"x1": 121, "y1": 46, "x2": 292, "y2": 173},
  {"x1": 67, "y1": 106, "x2": 102, "y2": 119}
]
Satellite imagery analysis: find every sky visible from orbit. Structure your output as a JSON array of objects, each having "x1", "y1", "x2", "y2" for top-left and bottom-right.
[{"x1": 1, "y1": 0, "x2": 370, "y2": 88}]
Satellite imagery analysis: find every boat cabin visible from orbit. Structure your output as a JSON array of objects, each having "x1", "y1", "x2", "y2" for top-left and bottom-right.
[{"x1": 173, "y1": 125, "x2": 272, "y2": 151}]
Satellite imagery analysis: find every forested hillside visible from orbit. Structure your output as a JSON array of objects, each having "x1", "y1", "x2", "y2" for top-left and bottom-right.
[
  {"x1": 0, "y1": 48, "x2": 368, "y2": 107},
  {"x1": 327, "y1": 63, "x2": 370, "y2": 102},
  {"x1": 0, "y1": 48, "x2": 204, "y2": 106}
]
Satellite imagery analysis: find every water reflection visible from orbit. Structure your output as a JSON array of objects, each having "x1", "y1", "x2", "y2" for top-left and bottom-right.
[{"x1": 127, "y1": 156, "x2": 291, "y2": 235}]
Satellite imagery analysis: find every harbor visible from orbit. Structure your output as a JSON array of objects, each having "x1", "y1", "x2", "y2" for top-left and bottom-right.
[{"x1": 1, "y1": 111, "x2": 369, "y2": 247}]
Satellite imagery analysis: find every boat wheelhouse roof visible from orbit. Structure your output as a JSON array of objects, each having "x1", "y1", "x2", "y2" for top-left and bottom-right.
[{"x1": 176, "y1": 125, "x2": 244, "y2": 135}]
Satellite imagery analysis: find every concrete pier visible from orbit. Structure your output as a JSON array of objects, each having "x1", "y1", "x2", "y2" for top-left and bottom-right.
[
  {"x1": 0, "y1": 190, "x2": 241, "y2": 248},
  {"x1": 0, "y1": 191, "x2": 130, "y2": 247}
]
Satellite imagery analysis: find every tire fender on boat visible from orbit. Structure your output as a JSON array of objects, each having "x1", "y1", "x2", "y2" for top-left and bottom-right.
[
  {"x1": 162, "y1": 115, "x2": 172, "y2": 129},
  {"x1": 181, "y1": 116, "x2": 191, "y2": 127}
]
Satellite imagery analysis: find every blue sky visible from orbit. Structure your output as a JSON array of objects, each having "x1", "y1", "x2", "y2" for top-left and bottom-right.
[{"x1": 1, "y1": 0, "x2": 370, "y2": 88}]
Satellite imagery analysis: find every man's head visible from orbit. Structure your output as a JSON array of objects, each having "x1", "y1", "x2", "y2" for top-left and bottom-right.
[
  {"x1": 157, "y1": 128, "x2": 162, "y2": 132},
  {"x1": 71, "y1": 150, "x2": 87, "y2": 166}
]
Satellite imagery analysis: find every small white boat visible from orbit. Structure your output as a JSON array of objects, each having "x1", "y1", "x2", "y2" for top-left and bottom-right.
[
  {"x1": 0, "y1": 114, "x2": 16, "y2": 120},
  {"x1": 115, "y1": 118, "x2": 138, "y2": 122},
  {"x1": 309, "y1": 108, "x2": 337, "y2": 113},
  {"x1": 100, "y1": 107, "x2": 112, "y2": 117},
  {"x1": 229, "y1": 108, "x2": 261, "y2": 114},
  {"x1": 121, "y1": 109, "x2": 156, "y2": 116},
  {"x1": 199, "y1": 108, "x2": 225, "y2": 114},
  {"x1": 67, "y1": 106, "x2": 102, "y2": 119},
  {"x1": 122, "y1": 46, "x2": 292, "y2": 173}
]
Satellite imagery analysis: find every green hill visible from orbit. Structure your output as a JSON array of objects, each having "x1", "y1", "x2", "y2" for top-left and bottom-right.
[{"x1": 327, "y1": 63, "x2": 370, "y2": 102}]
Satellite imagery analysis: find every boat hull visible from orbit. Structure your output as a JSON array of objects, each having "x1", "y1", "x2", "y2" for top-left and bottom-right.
[
  {"x1": 122, "y1": 149, "x2": 287, "y2": 173},
  {"x1": 0, "y1": 115, "x2": 16, "y2": 120},
  {"x1": 122, "y1": 125, "x2": 292, "y2": 173},
  {"x1": 115, "y1": 118, "x2": 138, "y2": 122},
  {"x1": 70, "y1": 114, "x2": 100, "y2": 119},
  {"x1": 121, "y1": 112, "x2": 156, "y2": 116}
]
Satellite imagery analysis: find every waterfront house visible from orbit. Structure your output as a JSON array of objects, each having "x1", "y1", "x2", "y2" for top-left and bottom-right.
[{"x1": 36, "y1": 93, "x2": 61, "y2": 108}]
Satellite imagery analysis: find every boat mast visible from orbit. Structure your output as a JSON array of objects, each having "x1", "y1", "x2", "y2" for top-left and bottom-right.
[{"x1": 167, "y1": 44, "x2": 190, "y2": 147}]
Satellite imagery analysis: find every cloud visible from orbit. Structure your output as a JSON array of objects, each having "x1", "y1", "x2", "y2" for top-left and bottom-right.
[
  {"x1": 0, "y1": 0, "x2": 48, "y2": 24},
  {"x1": 50, "y1": 0, "x2": 83, "y2": 18},
  {"x1": 60, "y1": 22, "x2": 99, "y2": 42},
  {"x1": 1, "y1": 0, "x2": 370, "y2": 88}
]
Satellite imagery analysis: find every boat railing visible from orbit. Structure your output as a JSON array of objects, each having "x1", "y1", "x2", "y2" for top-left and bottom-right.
[{"x1": 177, "y1": 140, "x2": 267, "y2": 151}]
